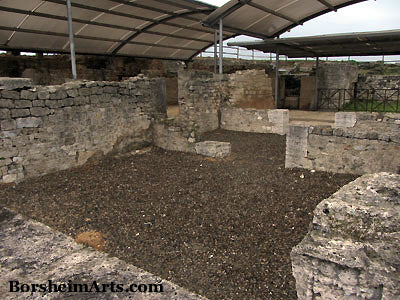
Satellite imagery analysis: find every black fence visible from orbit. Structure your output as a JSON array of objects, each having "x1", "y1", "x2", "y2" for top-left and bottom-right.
[{"x1": 317, "y1": 88, "x2": 400, "y2": 113}]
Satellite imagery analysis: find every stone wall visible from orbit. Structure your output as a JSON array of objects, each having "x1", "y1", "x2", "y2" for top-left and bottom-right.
[
  {"x1": 0, "y1": 77, "x2": 166, "y2": 183},
  {"x1": 291, "y1": 172, "x2": 400, "y2": 300},
  {"x1": 317, "y1": 63, "x2": 359, "y2": 110},
  {"x1": 285, "y1": 112, "x2": 400, "y2": 174},
  {"x1": 177, "y1": 70, "x2": 279, "y2": 133},
  {"x1": 318, "y1": 63, "x2": 359, "y2": 90},
  {"x1": 220, "y1": 107, "x2": 289, "y2": 135},
  {"x1": 358, "y1": 75, "x2": 400, "y2": 90},
  {"x1": 177, "y1": 71, "x2": 228, "y2": 133},
  {"x1": 227, "y1": 70, "x2": 274, "y2": 109}
]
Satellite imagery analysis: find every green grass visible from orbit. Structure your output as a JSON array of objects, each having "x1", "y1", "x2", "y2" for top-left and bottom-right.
[{"x1": 343, "y1": 100, "x2": 399, "y2": 113}]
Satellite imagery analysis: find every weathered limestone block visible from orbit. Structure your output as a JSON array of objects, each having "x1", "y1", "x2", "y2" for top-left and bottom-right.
[
  {"x1": 11, "y1": 108, "x2": 30, "y2": 118},
  {"x1": 0, "y1": 119, "x2": 17, "y2": 131},
  {"x1": 291, "y1": 173, "x2": 400, "y2": 300},
  {"x1": 0, "y1": 77, "x2": 32, "y2": 90},
  {"x1": 195, "y1": 141, "x2": 231, "y2": 158},
  {"x1": 285, "y1": 125, "x2": 312, "y2": 169},
  {"x1": 16, "y1": 117, "x2": 42, "y2": 128},
  {"x1": 30, "y1": 107, "x2": 50, "y2": 117},
  {"x1": 0, "y1": 108, "x2": 10, "y2": 119},
  {"x1": 335, "y1": 112, "x2": 357, "y2": 128},
  {"x1": 14, "y1": 100, "x2": 33, "y2": 109}
]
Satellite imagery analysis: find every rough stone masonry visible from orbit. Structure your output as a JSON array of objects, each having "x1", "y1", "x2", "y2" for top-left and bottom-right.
[
  {"x1": 285, "y1": 112, "x2": 400, "y2": 174},
  {"x1": 0, "y1": 76, "x2": 166, "y2": 184},
  {"x1": 291, "y1": 172, "x2": 400, "y2": 300}
]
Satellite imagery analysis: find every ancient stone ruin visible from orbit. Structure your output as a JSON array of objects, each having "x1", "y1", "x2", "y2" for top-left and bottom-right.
[{"x1": 291, "y1": 172, "x2": 400, "y2": 300}]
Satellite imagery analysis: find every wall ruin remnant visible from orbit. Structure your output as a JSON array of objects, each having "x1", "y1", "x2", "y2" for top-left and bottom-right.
[
  {"x1": 285, "y1": 112, "x2": 400, "y2": 175},
  {"x1": 291, "y1": 172, "x2": 400, "y2": 300},
  {"x1": 0, "y1": 77, "x2": 166, "y2": 184},
  {"x1": 177, "y1": 70, "x2": 286, "y2": 134}
]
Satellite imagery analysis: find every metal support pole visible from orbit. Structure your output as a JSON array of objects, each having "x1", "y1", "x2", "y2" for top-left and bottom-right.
[
  {"x1": 214, "y1": 30, "x2": 218, "y2": 74},
  {"x1": 66, "y1": 0, "x2": 77, "y2": 80},
  {"x1": 275, "y1": 51, "x2": 279, "y2": 108},
  {"x1": 219, "y1": 18, "x2": 223, "y2": 74},
  {"x1": 313, "y1": 57, "x2": 320, "y2": 111}
]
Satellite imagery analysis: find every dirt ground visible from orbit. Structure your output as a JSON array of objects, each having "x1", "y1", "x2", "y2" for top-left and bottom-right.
[{"x1": 0, "y1": 130, "x2": 357, "y2": 300}]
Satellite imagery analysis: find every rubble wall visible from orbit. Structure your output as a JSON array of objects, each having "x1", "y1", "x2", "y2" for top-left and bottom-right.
[
  {"x1": 291, "y1": 172, "x2": 400, "y2": 300},
  {"x1": 285, "y1": 112, "x2": 400, "y2": 174},
  {"x1": 0, "y1": 77, "x2": 166, "y2": 183}
]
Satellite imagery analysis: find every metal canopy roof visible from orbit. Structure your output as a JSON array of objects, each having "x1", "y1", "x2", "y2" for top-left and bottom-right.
[
  {"x1": 203, "y1": 0, "x2": 367, "y2": 39},
  {"x1": 0, "y1": 0, "x2": 236, "y2": 61},
  {"x1": 229, "y1": 30, "x2": 400, "y2": 58}
]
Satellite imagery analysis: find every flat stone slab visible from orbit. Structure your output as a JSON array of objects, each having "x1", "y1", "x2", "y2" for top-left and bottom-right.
[
  {"x1": 195, "y1": 141, "x2": 231, "y2": 158},
  {"x1": 0, "y1": 78, "x2": 33, "y2": 90},
  {"x1": 0, "y1": 207, "x2": 208, "y2": 300}
]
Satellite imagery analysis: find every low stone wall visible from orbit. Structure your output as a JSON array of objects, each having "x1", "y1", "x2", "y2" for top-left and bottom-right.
[
  {"x1": 358, "y1": 75, "x2": 400, "y2": 90},
  {"x1": 0, "y1": 77, "x2": 166, "y2": 183},
  {"x1": 220, "y1": 107, "x2": 289, "y2": 135},
  {"x1": 291, "y1": 172, "x2": 400, "y2": 300},
  {"x1": 152, "y1": 120, "x2": 197, "y2": 153},
  {"x1": 285, "y1": 112, "x2": 400, "y2": 174}
]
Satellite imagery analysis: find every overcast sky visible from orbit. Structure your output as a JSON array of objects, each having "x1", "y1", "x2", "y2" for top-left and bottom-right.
[{"x1": 200, "y1": 0, "x2": 400, "y2": 61}]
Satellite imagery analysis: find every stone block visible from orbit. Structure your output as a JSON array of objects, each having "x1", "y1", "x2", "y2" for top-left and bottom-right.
[
  {"x1": 0, "y1": 99, "x2": 14, "y2": 108},
  {"x1": 291, "y1": 173, "x2": 400, "y2": 300},
  {"x1": 1, "y1": 119, "x2": 17, "y2": 130},
  {"x1": 79, "y1": 88, "x2": 91, "y2": 96},
  {"x1": 45, "y1": 100, "x2": 61, "y2": 109},
  {"x1": 66, "y1": 88, "x2": 78, "y2": 97},
  {"x1": 16, "y1": 117, "x2": 42, "y2": 128},
  {"x1": 30, "y1": 107, "x2": 50, "y2": 117},
  {"x1": 285, "y1": 125, "x2": 311, "y2": 169},
  {"x1": 32, "y1": 100, "x2": 45, "y2": 107},
  {"x1": 0, "y1": 77, "x2": 32, "y2": 90},
  {"x1": 11, "y1": 109, "x2": 30, "y2": 118},
  {"x1": 1, "y1": 90, "x2": 20, "y2": 99},
  {"x1": 2, "y1": 173, "x2": 17, "y2": 183},
  {"x1": 20, "y1": 90, "x2": 37, "y2": 100},
  {"x1": 14, "y1": 100, "x2": 33, "y2": 109},
  {"x1": 50, "y1": 89, "x2": 68, "y2": 100},
  {"x1": 335, "y1": 112, "x2": 357, "y2": 128},
  {"x1": 38, "y1": 90, "x2": 50, "y2": 100},
  {"x1": 195, "y1": 141, "x2": 231, "y2": 158},
  {"x1": 0, "y1": 108, "x2": 10, "y2": 119}
]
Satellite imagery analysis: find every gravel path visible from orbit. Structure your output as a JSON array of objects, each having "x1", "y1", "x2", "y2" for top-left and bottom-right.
[{"x1": 0, "y1": 130, "x2": 357, "y2": 300}]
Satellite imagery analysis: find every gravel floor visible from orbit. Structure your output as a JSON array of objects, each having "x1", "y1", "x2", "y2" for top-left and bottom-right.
[{"x1": 0, "y1": 130, "x2": 357, "y2": 300}]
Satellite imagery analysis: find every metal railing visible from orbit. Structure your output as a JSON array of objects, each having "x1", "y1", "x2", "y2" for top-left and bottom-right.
[
  {"x1": 197, "y1": 45, "x2": 400, "y2": 63},
  {"x1": 318, "y1": 88, "x2": 400, "y2": 112}
]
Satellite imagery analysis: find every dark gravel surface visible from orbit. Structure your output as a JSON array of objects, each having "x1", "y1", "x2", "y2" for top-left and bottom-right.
[{"x1": 0, "y1": 130, "x2": 357, "y2": 300}]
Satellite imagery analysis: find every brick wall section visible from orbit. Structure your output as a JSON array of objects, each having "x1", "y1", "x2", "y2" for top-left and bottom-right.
[
  {"x1": 285, "y1": 112, "x2": 400, "y2": 174},
  {"x1": 0, "y1": 77, "x2": 166, "y2": 183}
]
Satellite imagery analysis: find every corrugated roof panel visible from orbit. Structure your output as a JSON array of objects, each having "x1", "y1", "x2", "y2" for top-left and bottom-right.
[
  {"x1": 203, "y1": 0, "x2": 367, "y2": 38},
  {"x1": 0, "y1": 0, "x2": 225, "y2": 60}
]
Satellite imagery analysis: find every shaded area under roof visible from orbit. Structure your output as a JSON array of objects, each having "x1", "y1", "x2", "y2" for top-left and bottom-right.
[
  {"x1": 228, "y1": 30, "x2": 400, "y2": 58},
  {"x1": 0, "y1": 0, "x2": 236, "y2": 61},
  {"x1": 203, "y1": 0, "x2": 367, "y2": 39}
]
